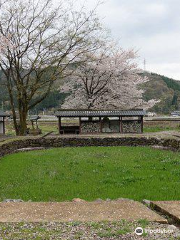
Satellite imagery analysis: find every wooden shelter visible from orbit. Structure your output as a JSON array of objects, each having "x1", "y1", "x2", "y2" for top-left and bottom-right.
[
  {"x1": 55, "y1": 109, "x2": 146, "y2": 134},
  {"x1": 27, "y1": 115, "x2": 42, "y2": 135},
  {"x1": 0, "y1": 111, "x2": 9, "y2": 135},
  {"x1": 29, "y1": 115, "x2": 41, "y2": 129}
]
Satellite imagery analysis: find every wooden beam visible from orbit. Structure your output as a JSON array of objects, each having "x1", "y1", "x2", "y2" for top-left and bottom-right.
[
  {"x1": 120, "y1": 117, "x2": 123, "y2": 133},
  {"x1": 100, "y1": 117, "x2": 102, "y2": 133},
  {"x1": 79, "y1": 117, "x2": 81, "y2": 134},
  {"x1": 3, "y1": 117, "x2": 5, "y2": 135},
  {"x1": 141, "y1": 116, "x2": 143, "y2": 133},
  {"x1": 58, "y1": 117, "x2": 61, "y2": 134}
]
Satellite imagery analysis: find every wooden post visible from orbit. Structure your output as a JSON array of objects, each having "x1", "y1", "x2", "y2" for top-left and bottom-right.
[
  {"x1": 31, "y1": 120, "x2": 34, "y2": 129},
  {"x1": 3, "y1": 117, "x2": 5, "y2": 135},
  {"x1": 141, "y1": 116, "x2": 143, "y2": 133},
  {"x1": 36, "y1": 120, "x2": 38, "y2": 129},
  {"x1": 79, "y1": 117, "x2": 81, "y2": 134},
  {"x1": 119, "y1": 116, "x2": 123, "y2": 133},
  {"x1": 100, "y1": 117, "x2": 102, "y2": 133},
  {"x1": 58, "y1": 117, "x2": 61, "y2": 134}
]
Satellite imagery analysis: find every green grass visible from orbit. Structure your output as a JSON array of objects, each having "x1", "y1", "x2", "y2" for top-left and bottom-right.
[
  {"x1": 6, "y1": 121, "x2": 59, "y2": 136},
  {"x1": 0, "y1": 146, "x2": 180, "y2": 201},
  {"x1": 144, "y1": 125, "x2": 180, "y2": 133},
  {"x1": 0, "y1": 220, "x2": 150, "y2": 239}
]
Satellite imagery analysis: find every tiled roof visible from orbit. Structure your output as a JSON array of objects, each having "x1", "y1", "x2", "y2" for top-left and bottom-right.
[
  {"x1": 55, "y1": 109, "x2": 146, "y2": 117},
  {"x1": 29, "y1": 115, "x2": 41, "y2": 121},
  {"x1": 0, "y1": 111, "x2": 10, "y2": 117}
]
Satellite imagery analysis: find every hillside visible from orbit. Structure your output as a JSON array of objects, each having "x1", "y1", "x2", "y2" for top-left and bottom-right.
[
  {"x1": 141, "y1": 72, "x2": 180, "y2": 114},
  {"x1": 1, "y1": 71, "x2": 180, "y2": 114}
]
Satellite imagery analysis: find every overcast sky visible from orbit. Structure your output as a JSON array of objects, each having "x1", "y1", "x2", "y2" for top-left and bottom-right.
[{"x1": 78, "y1": 0, "x2": 180, "y2": 80}]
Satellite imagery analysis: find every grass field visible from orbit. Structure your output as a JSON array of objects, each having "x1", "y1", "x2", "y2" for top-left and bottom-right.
[
  {"x1": 144, "y1": 125, "x2": 180, "y2": 133},
  {"x1": 5, "y1": 120, "x2": 180, "y2": 136},
  {"x1": 5, "y1": 121, "x2": 59, "y2": 136},
  {"x1": 0, "y1": 146, "x2": 180, "y2": 202}
]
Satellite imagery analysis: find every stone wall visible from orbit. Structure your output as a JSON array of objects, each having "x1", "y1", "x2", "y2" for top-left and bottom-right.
[
  {"x1": 122, "y1": 120, "x2": 141, "y2": 133},
  {"x1": 0, "y1": 135, "x2": 180, "y2": 158},
  {"x1": 80, "y1": 120, "x2": 142, "y2": 134},
  {"x1": 81, "y1": 122, "x2": 101, "y2": 133}
]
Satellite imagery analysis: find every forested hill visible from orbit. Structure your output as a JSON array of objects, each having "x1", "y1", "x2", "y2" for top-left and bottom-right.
[
  {"x1": 141, "y1": 72, "x2": 180, "y2": 114},
  {"x1": 0, "y1": 71, "x2": 180, "y2": 114}
]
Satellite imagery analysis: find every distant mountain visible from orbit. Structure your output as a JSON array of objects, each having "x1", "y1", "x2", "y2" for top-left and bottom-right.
[
  {"x1": 141, "y1": 72, "x2": 180, "y2": 114},
  {"x1": 1, "y1": 70, "x2": 180, "y2": 114}
]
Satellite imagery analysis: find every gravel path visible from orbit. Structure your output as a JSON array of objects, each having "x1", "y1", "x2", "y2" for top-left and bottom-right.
[
  {"x1": 0, "y1": 201, "x2": 166, "y2": 223},
  {"x1": 0, "y1": 221, "x2": 180, "y2": 240}
]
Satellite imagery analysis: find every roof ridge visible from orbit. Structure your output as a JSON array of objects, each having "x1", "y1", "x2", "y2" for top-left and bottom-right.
[
  {"x1": 55, "y1": 109, "x2": 146, "y2": 117},
  {"x1": 57, "y1": 109, "x2": 144, "y2": 111}
]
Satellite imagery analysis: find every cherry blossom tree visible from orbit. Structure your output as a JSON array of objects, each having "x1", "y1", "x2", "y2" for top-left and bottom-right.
[
  {"x1": 0, "y1": 0, "x2": 106, "y2": 135},
  {"x1": 61, "y1": 46, "x2": 158, "y2": 110},
  {"x1": 0, "y1": 2, "x2": 10, "y2": 54}
]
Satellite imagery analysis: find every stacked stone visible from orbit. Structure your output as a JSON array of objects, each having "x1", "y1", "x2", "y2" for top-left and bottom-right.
[
  {"x1": 81, "y1": 122, "x2": 100, "y2": 133},
  {"x1": 1, "y1": 136, "x2": 180, "y2": 158},
  {"x1": 122, "y1": 121, "x2": 141, "y2": 133}
]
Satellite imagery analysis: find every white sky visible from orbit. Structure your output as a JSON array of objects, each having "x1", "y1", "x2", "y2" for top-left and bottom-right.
[{"x1": 56, "y1": 0, "x2": 180, "y2": 80}]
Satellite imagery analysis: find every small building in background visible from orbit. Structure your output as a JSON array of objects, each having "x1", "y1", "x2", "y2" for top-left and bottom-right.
[
  {"x1": 55, "y1": 109, "x2": 146, "y2": 134},
  {"x1": 0, "y1": 111, "x2": 9, "y2": 135},
  {"x1": 27, "y1": 115, "x2": 42, "y2": 135}
]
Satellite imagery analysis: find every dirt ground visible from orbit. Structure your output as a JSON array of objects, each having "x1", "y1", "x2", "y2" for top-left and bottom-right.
[{"x1": 0, "y1": 200, "x2": 166, "y2": 223}]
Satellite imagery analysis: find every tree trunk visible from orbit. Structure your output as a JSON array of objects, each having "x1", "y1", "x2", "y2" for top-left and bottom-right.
[
  {"x1": 12, "y1": 113, "x2": 19, "y2": 136},
  {"x1": 6, "y1": 83, "x2": 19, "y2": 135},
  {"x1": 18, "y1": 110, "x2": 28, "y2": 136},
  {"x1": 88, "y1": 101, "x2": 94, "y2": 109}
]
